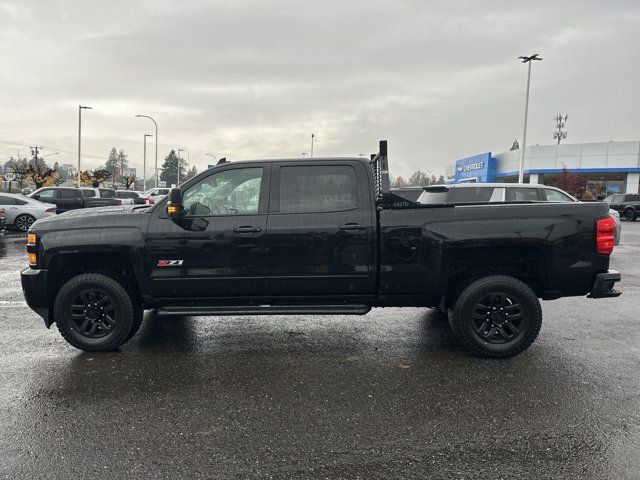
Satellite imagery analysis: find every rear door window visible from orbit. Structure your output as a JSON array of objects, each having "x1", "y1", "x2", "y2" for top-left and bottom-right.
[
  {"x1": 99, "y1": 189, "x2": 115, "y2": 198},
  {"x1": 542, "y1": 189, "x2": 573, "y2": 202},
  {"x1": 82, "y1": 189, "x2": 96, "y2": 198},
  {"x1": 59, "y1": 189, "x2": 81, "y2": 199},
  {"x1": 505, "y1": 188, "x2": 540, "y2": 202},
  {"x1": 278, "y1": 165, "x2": 356, "y2": 213}
]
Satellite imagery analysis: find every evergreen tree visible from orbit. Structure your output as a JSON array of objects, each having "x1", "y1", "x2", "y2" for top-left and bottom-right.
[
  {"x1": 105, "y1": 147, "x2": 118, "y2": 176},
  {"x1": 185, "y1": 165, "x2": 198, "y2": 181},
  {"x1": 159, "y1": 150, "x2": 187, "y2": 186}
]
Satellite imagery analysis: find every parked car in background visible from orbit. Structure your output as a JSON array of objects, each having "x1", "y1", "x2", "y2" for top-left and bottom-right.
[
  {"x1": 29, "y1": 187, "x2": 121, "y2": 214},
  {"x1": 0, "y1": 208, "x2": 5, "y2": 231},
  {"x1": 144, "y1": 187, "x2": 170, "y2": 203},
  {"x1": 604, "y1": 193, "x2": 640, "y2": 222},
  {"x1": 116, "y1": 190, "x2": 147, "y2": 205},
  {"x1": 0, "y1": 193, "x2": 57, "y2": 231},
  {"x1": 408, "y1": 183, "x2": 621, "y2": 245},
  {"x1": 21, "y1": 187, "x2": 34, "y2": 195}
]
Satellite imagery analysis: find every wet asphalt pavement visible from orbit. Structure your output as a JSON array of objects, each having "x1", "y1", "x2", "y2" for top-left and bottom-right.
[{"x1": 1, "y1": 226, "x2": 639, "y2": 479}]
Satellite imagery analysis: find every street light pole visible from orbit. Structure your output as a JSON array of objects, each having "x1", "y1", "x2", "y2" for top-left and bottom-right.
[
  {"x1": 517, "y1": 54, "x2": 542, "y2": 184},
  {"x1": 78, "y1": 105, "x2": 92, "y2": 186},
  {"x1": 143, "y1": 134, "x2": 153, "y2": 191},
  {"x1": 177, "y1": 149, "x2": 184, "y2": 187},
  {"x1": 310, "y1": 133, "x2": 315, "y2": 158},
  {"x1": 135, "y1": 114, "x2": 158, "y2": 189}
]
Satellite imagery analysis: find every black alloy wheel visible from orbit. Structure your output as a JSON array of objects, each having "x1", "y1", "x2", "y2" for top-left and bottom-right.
[
  {"x1": 471, "y1": 292, "x2": 525, "y2": 345},
  {"x1": 68, "y1": 289, "x2": 117, "y2": 339},
  {"x1": 450, "y1": 275, "x2": 542, "y2": 358},
  {"x1": 15, "y1": 214, "x2": 35, "y2": 232}
]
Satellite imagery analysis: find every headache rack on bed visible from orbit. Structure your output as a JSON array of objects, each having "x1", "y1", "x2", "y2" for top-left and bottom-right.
[{"x1": 370, "y1": 140, "x2": 390, "y2": 203}]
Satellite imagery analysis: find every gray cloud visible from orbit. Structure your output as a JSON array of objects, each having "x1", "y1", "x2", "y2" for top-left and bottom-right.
[{"x1": 1, "y1": 0, "x2": 638, "y2": 177}]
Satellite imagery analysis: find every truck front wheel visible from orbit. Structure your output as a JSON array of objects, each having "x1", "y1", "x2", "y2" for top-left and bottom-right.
[
  {"x1": 54, "y1": 273, "x2": 135, "y2": 352},
  {"x1": 449, "y1": 275, "x2": 542, "y2": 358}
]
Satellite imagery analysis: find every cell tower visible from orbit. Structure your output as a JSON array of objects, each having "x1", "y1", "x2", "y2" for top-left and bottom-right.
[{"x1": 553, "y1": 114, "x2": 568, "y2": 144}]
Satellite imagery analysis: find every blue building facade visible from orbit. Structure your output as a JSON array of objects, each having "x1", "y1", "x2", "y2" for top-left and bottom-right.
[{"x1": 448, "y1": 152, "x2": 497, "y2": 183}]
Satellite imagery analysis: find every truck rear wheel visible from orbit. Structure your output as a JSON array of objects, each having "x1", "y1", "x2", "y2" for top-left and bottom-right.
[
  {"x1": 449, "y1": 275, "x2": 542, "y2": 358},
  {"x1": 54, "y1": 273, "x2": 135, "y2": 352}
]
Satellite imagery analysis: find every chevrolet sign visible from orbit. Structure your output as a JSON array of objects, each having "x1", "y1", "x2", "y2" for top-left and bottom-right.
[{"x1": 457, "y1": 161, "x2": 485, "y2": 173}]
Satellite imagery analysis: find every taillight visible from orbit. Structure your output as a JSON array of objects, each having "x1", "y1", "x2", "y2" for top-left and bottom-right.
[{"x1": 596, "y1": 216, "x2": 615, "y2": 255}]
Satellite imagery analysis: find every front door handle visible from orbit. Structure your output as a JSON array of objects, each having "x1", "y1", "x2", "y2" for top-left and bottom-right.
[
  {"x1": 339, "y1": 223, "x2": 368, "y2": 231},
  {"x1": 233, "y1": 226, "x2": 262, "y2": 233}
]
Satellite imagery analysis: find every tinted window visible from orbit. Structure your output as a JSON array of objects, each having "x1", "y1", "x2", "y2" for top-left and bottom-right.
[
  {"x1": 393, "y1": 188, "x2": 423, "y2": 202},
  {"x1": 542, "y1": 189, "x2": 573, "y2": 202},
  {"x1": 116, "y1": 191, "x2": 137, "y2": 199},
  {"x1": 279, "y1": 165, "x2": 356, "y2": 213},
  {"x1": 625, "y1": 194, "x2": 640, "y2": 202},
  {"x1": 506, "y1": 188, "x2": 540, "y2": 202},
  {"x1": 59, "y1": 189, "x2": 81, "y2": 199},
  {"x1": 36, "y1": 189, "x2": 55, "y2": 199},
  {"x1": 0, "y1": 195, "x2": 17, "y2": 205},
  {"x1": 99, "y1": 189, "x2": 115, "y2": 198},
  {"x1": 182, "y1": 167, "x2": 263, "y2": 216},
  {"x1": 447, "y1": 187, "x2": 499, "y2": 203},
  {"x1": 81, "y1": 189, "x2": 96, "y2": 198}
]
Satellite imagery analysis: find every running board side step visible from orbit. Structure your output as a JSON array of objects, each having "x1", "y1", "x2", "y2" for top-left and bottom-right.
[{"x1": 157, "y1": 305, "x2": 371, "y2": 316}]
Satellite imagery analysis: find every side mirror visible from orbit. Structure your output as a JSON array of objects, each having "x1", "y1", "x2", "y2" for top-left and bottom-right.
[{"x1": 166, "y1": 187, "x2": 184, "y2": 219}]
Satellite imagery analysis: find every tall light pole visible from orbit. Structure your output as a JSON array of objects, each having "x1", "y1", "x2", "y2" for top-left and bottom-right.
[
  {"x1": 177, "y1": 148, "x2": 184, "y2": 187},
  {"x1": 143, "y1": 134, "x2": 153, "y2": 191},
  {"x1": 78, "y1": 105, "x2": 92, "y2": 186},
  {"x1": 310, "y1": 133, "x2": 315, "y2": 158},
  {"x1": 135, "y1": 114, "x2": 158, "y2": 189},
  {"x1": 517, "y1": 54, "x2": 542, "y2": 183}
]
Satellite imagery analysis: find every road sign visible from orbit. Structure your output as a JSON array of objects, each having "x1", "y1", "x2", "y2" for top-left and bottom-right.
[
  {"x1": 157, "y1": 181, "x2": 166, "y2": 187},
  {"x1": 4, "y1": 172, "x2": 16, "y2": 181}
]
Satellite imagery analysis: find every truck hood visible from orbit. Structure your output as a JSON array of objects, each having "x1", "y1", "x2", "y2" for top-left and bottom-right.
[{"x1": 31, "y1": 205, "x2": 152, "y2": 232}]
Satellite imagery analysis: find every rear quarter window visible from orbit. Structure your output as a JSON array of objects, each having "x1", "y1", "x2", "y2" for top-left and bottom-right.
[
  {"x1": 447, "y1": 187, "x2": 499, "y2": 203},
  {"x1": 99, "y1": 189, "x2": 115, "y2": 198}
]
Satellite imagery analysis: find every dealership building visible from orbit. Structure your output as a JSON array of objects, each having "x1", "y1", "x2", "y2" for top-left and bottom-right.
[{"x1": 446, "y1": 140, "x2": 640, "y2": 198}]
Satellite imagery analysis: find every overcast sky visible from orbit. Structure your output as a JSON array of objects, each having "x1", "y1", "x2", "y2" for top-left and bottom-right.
[{"x1": 1, "y1": 0, "x2": 639, "y2": 179}]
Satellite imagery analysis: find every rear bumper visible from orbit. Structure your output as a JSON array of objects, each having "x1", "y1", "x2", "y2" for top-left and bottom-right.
[
  {"x1": 588, "y1": 270, "x2": 622, "y2": 299},
  {"x1": 21, "y1": 267, "x2": 51, "y2": 326}
]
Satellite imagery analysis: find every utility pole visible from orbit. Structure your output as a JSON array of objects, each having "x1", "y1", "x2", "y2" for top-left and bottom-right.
[
  {"x1": 310, "y1": 133, "x2": 315, "y2": 158},
  {"x1": 30, "y1": 146, "x2": 41, "y2": 165},
  {"x1": 553, "y1": 114, "x2": 568, "y2": 145},
  {"x1": 78, "y1": 105, "x2": 92, "y2": 186},
  {"x1": 517, "y1": 54, "x2": 542, "y2": 183},
  {"x1": 177, "y1": 149, "x2": 183, "y2": 187},
  {"x1": 143, "y1": 134, "x2": 153, "y2": 191}
]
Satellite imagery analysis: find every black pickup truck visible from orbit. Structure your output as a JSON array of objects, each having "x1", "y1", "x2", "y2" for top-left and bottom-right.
[
  {"x1": 29, "y1": 187, "x2": 121, "y2": 214},
  {"x1": 21, "y1": 142, "x2": 621, "y2": 358}
]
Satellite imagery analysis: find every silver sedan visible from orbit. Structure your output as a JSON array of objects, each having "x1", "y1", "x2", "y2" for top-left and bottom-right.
[{"x1": 0, "y1": 193, "x2": 57, "y2": 231}]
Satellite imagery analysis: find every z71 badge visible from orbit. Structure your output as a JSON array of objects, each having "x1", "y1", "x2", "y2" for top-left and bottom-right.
[{"x1": 157, "y1": 260, "x2": 184, "y2": 267}]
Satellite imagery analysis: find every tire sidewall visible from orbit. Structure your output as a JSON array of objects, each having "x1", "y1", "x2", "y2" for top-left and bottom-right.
[
  {"x1": 54, "y1": 274, "x2": 134, "y2": 351},
  {"x1": 453, "y1": 277, "x2": 542, "y2": 357}
]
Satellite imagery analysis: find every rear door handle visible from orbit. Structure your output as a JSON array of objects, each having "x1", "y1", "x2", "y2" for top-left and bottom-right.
[
  {"x1": 339, "y1": 223, "x2": 368, "y2": 231},
  {"x1": 233, "y1": 226, "x2": 262, "y2": 233}
]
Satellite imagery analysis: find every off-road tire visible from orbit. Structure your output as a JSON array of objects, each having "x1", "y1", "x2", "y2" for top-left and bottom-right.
[
  {"x1": 449, "y1": 275, "x2": 542, "y2": 359},
  {"x1": 624, "y1": 209, "x2": 636, "y2": 222},
  {"x1": 54, "y1": 273, "x2": 135, "y2": 352}
]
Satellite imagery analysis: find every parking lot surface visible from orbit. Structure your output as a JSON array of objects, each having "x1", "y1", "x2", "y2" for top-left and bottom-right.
[{"x1": 1, "y1": 225, "x2": 639, "y2": 479}]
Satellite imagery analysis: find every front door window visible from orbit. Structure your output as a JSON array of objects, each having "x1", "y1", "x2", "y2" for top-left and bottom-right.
[{"x1": 182, "y1": 168, "x2": 263, "y2": 216}]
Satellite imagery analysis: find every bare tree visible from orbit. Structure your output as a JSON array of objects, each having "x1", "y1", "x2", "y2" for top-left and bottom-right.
[
  {"x1": 80, "y1": 169, "x2": 112, "y2": 188},
  {"x1": 121, "y1": 174, "x2": 136, "y2": 189}
]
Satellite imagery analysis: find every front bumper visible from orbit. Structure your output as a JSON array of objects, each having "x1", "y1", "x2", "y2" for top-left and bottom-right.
[
  {"x1": 588, "y1": 270, "x2": 622, "y2": 299},
  {"x1": 20, "y1": 267, "x2": 51, "y2": 326}
]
